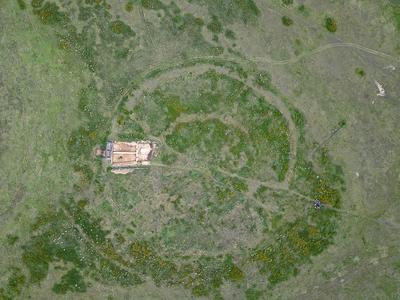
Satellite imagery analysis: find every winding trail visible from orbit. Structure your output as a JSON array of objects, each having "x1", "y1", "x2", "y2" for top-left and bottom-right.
[
  {"x1": 125, "y1": 63, "x2": 298, "y2": 184},
  {"x1": 115, "y1": 38, "x2": 400, "y2": 182},
  {"x1": 150, "y1": 162, "x2": 400, "y2": 231},
  {"x1": 247, "y1": 42, "x2": 399, "y2": 65},
  {"x1": 110, "y1": 42, "x2": 400, "y2": 240},
  {"x1": 115, "y1": 38, "x2": 400, "y2": 114}
]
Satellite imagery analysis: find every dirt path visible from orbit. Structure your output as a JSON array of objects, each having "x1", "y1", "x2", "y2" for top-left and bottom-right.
[
  {"x1": 125, "y1": 63, "x2": 299, "y2": 185},
  {"x1": 248, "y1": 42, "x2": 399, "y2": 66},
  {"x1": 151, "y1": 161, "x2": 400, "y2": 231},
  {"x1": 115, "y1": 56, "x2": 400, "y2": 231}
]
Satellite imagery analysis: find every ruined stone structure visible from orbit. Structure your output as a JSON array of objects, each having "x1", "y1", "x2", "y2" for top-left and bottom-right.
[{"x1": 96, "y1": 141, "x2": 156, "y2": 174}]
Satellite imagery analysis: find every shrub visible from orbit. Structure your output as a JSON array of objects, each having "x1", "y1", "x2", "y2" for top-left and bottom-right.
[
  {"x1": 110, "y1": 20, "x2": 135, "y2": 37},
  {"x1": 282, "y1": 0, "x2": 293, "y2": 6},
  {"x1": 125, "y1": 1, "x2": 134, "y2": 12},
  {"x1": 225, "y1": 29, "x2": 236, "y2": 39},
  {"x1": 52, "y1": 269, "x2": 87, "y2": 294},
  {"x1": 207, "y1": 15, "x2": 223, "y2": 34},
  {"x1": 33, "y1": 2, "x2": 66, "y2": 25},
  {"x1": 325, "y1": 16, "x2": 337, "y2": 32},
  {"x1": 282, "y1": 16, "x2": 293, "y2": 26},
  {"x1": 141, "y1": 0, "x2": 164, "y2": 10},
  {"x1": 355, "y1": 67, "x2": 366, "y2": 77},
  {"x1": 17, "y1": 0, "x2": 26, "y2": 9}
]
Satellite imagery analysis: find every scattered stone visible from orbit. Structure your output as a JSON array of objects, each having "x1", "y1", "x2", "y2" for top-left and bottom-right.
[
  {"x1": 374, "y1": 80, "x2": 386, "y2": 97},
  {"x1": 314, "y1": 200, "x2": 322, "y2": 209}
]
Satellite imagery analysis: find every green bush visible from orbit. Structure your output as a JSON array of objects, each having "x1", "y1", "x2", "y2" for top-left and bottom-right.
[
  {"x1": 141, "y1": 0, "x2": 164, "y2": 10},
  {"x1": 223, "y1": 256, "x2": 244, "y2": 281},
  {"x1": 33, "y1": 2, "x2": 66, "y2": 25},
  {"x1": 6, "y1": 234, "x2": 19, "y2": 246},
  {"x1": 355, "y1": 67, "x2": 366, "y2": 77},
  {"x1": 282, "y1": 0, "x2": 293, "y2": 6},
  {"x1": 225, "y1": 29, "x2": 236, "y2": 39},
  {"x1": 110, "y1": 20, "x2": 135, "y2": 37},
  {"x1": 325, "y1": 16, "x2": 337, "y2": 32},
  {"x1": 282, "y1": 15, "x2": 293, "y2": 26},
  {"x1": 125, "y1": 0, "x2": 134, "y2": 12},
  {"x1": 17, "y1": 0, "x2": 26, "y2": 9},
  {"x1": 254, "y1": 71, "x2": 273, "y2": 90},
  {"x1": 0, "y1": 268, "x2": 26, "y2": 299},
  {"x1": 52, "y1": 269, "x2": 87, "y2": 294},
  {"x1": 207, "y1": 15, "x2": 223, "y2": 34}
]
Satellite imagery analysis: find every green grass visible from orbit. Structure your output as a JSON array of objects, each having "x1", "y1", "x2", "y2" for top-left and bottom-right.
[
  {"x1": 282, "y1": 0, "x2": 293, "y2": 6},
  {"x1": 247, "y1": 107, "x2": 344, "y2": 285},
  {"x1": 245, "y1": 288, "x2": 263, "y2": 300},
  {"x1": 225, "y1": 29, "x2": 236, "y2": 39},
  {"x1": 52, "y1": 268, "x2": 87, "y2": 294},
  {"x1": 6, "y1": 234, "x2": 19, "y2": 246},
  {"x1": 251, "y1": 209, "x2": 339, "y2": 285},
  {"x1": 133, "y1": 70, "x2": 289, "y2": 181},
  {"x1": 110, "y1": 20, "x2": 136, "y2": 37},
  {"x1": 17, "y1": 0, "x2": 26, "y2": 10},
  {"x1": 141, "y1": 0, "x2": 165, "y2": 10},
  {"x1": 2, "y1": 0, "x2": 382, "y2": 298},
  {"x1": 20, "y1": 199, "x2": 143, "y2": 289},
  {"x1": 32, "y1": 1, "x2": 67, "y2": 25},
  {"x1": 159, "y1": 151, "x2": 178, "y2": 165},
  {"x1": 207, "y1": 15, "x2": 223, "y2": 34},
  {"x1": 188, "y1": 0, "x2": 260, "y2": 24},
  {"x1": 116, "y1": 117, "x2": 146, "y2": 140},
  {"x1": 0, "y1": 268, "x2": 26, "y2": 300},
  {"x1": 390, "y1": 1, "x2": 400, "y2": 31},
  {"x1": 125, "y1": 0, "x2": 134, "y2": 12},
  {"x1": 254, "y1": 71, "x2": 275, "y2": 91},
  {"x1": 0, "y1": 0, "x2": 91, "y2": 264}
]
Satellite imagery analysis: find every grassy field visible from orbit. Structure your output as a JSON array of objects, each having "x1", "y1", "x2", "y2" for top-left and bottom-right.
[{"x1": 0, "y1": 0, "x2": 399, "y2": 299}]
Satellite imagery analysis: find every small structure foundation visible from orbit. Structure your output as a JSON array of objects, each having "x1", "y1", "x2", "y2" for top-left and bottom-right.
[{"x1": 96, "y1": 140, "x2": 156, "y2": 174}]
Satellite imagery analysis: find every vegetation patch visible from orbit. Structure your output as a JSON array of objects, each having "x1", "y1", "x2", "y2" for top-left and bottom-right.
[
  {"x1": 0, "y1": 268, "x2": 26, "y2": 300},
  {"x1": 225, "y1": 29, "x2": 236, "y2": 40},
  {"x1": 325, "y1": 16, "x2": 337, "y2": 32},
  {"x1": 254, "y1": 71, "x2": 275, "y2": 92},
  {"x1": 17, "y1": 0, "x2": 26, "y2": 10},
  {"x1": 3, "y1": 0, "x2": 350, "y2": 295},
  {"x1": 355, "y1": 67, "x2": 366, "y2": 77},
  {"x1": 207, "y1": 15, "x2": 223, "y2": 34},
  {"x1": 282, "y1": 16, "x2": 294, "y2": 26},
  {"x1": 52, "y1": 268, "x2": 87, "y2": 294},
  {"x1": 282, "y1": 0, "x2": 293, "y2": 6},
  {"x1": 132, "y1": 70, "x2": 289, "y2": 181},
  {"x1": 187, "y1": 0, "x2": 260, "y2": 24},
  {"x1": 31, "y1": 1, "x2": 66, "y2": 25},
  {"x1": 110, "y1": 20, "x2": 135, "y2": 37}
]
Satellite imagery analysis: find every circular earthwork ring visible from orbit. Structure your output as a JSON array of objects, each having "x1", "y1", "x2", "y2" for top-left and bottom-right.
[{"x1": 119, "y1": 59, "x2": 299, "y2": 185}]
